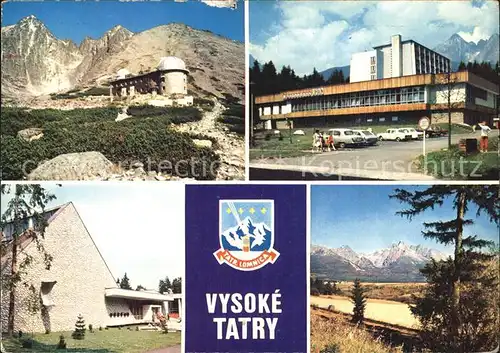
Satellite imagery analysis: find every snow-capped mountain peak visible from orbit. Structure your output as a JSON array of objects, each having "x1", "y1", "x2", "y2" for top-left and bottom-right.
[{"x1": 221, "y1": 216, "x2": 270, "y2": 250}]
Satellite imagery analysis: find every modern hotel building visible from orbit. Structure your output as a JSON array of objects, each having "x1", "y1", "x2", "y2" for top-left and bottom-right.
[{"x1": 255, "y1": 35, "x2": 499, "y2": 129}]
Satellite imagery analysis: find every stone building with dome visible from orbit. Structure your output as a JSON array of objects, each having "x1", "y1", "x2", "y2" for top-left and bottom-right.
[{"x1": 109, "y1": 56, "x2": 193, "y2": 105}]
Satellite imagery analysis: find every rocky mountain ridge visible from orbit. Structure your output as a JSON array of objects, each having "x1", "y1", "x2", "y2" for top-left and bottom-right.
[
  {"x1": 311, "y1": 242, "x2": 449, "y2": 282},
  {"x1": 1, "y1": 16, "x2": 244, "y2": 102}
]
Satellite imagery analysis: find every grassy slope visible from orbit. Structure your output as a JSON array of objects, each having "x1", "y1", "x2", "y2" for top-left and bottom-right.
[
  {"x1": 311, "y1": 310, "x2": 403, "y2": 353},
  {"x1": 3, "y1": 329, "x2": 180, "y2": 353}
]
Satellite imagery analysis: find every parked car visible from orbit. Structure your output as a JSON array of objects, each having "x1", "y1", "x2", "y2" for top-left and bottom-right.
[
  {"x1": 377, "y1": 129, "x2": 412, "y2": 141},
  {"x1": 353, "y1": 129, "x2": 378, "y2": 146},
  {"x1": 328, "y1": 128, "x2": 365, "y2": 148},
  {"x1": 396, "y1": 128, "x2": 423, "y2": 140},
  {"x1": 417, "y1": 125, "x2": 448, "y2": 138}
]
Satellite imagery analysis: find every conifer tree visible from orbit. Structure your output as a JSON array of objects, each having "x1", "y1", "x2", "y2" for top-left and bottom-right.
[
  {"x1": 72, "y1": 314, "x2": 86, "y2": 340},
  {"x1": 349, "y1": 278, "x2": 367, "y2": 324},
  {"x1": 120, "y1": 273, "x2": 132, "y2": 289},
  {"x1": 390, "y1": 185, "x2": 499, "y2": 352}
]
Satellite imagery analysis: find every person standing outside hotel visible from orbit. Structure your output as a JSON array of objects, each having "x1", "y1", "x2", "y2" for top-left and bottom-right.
[
  {"x1": 312, "y1": 130, "x2": 321, "y2": 152},
  {"x1": 478, "y1": 121, "x2": 491, "y2": 153}
]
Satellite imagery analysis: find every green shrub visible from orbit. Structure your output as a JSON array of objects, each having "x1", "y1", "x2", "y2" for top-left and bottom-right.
[
  {"x1": 21, "y1": 338, "x2": 33, "y2": 348},
  {"x1": 57, "y1": 335, "x2": 67, "y2": 349},
  {"x1": 222, "y1": 104, "x2": 244, "y2": 118},
  {"x1": 320, "y1": 344, "x2": 341, "y2": 353},
  {"x1": 0, "y1": 107, "x2": 119, "y2": 136},
  {"x1": 1, "y1": 118, "x2": 219, "y2": 180},
  {"x1": 127, "y1": 105, "x2": 202, "y2": 123}
]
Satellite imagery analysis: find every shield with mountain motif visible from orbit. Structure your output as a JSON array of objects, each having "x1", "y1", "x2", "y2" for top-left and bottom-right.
[{"x1": 214, "y1": 199, "x2": 279, "y2": 271}]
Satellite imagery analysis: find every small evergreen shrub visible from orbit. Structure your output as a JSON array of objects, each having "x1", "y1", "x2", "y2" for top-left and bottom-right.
[
  {"x1": 21, "y1": 338, "x2": 33, "y2": 348},
  {"x1": 99, "y1": 326, "x2": 103, "y2": 331},
  {"x1": 136, "y1": 326, "x2": 139, "y2": 331},
  {"x1": 72, "y1": 314, "x2": 86, "y2": 340},
  {"x1": 56, "y1": 335, "x2": 67, "y2": 349},
  {"x1": 88, "y1": 324, "x2": 93, "y2": 333}
]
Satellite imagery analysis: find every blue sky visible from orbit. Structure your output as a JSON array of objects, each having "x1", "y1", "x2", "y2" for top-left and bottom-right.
[
  {"x1": 3, "y1": 0, "x2": 244, "y2": 44},
  {"x1": 250, "y1": 0, "x2": 499, "y2": 74},
  {"x1": 1, "y1": 183, "x2": 184, "y2": 290},
  {"x1": 311, "y1": 185, "x2": 499, "y2": 255}
]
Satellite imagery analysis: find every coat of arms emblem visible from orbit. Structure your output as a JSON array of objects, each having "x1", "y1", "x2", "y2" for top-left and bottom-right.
[{"x1": 214, "y1": 200, "x2": 279, "y2": 271}]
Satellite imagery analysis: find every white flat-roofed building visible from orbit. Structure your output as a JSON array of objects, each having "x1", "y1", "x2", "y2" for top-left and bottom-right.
[{"x1": 350, "y1": 35, "x2": 451, "y2": 83}]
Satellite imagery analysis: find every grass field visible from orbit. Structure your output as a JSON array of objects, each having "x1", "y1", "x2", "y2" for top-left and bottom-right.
[
  {"x1": 2, "y1": 328, "x2": 181, "y2": 353},
  {"x1": 310, "y1": 295, "x2": 419, "y2": 329},
  {"x1": 418, "y1": 135, "x2": 498, "y2": 179},
  {"x1": 334, "y1": 282, "x2": 426, "y2": 304},
  {"x1": 311, "y1": 309, "x2": 405, "y2": 353}
]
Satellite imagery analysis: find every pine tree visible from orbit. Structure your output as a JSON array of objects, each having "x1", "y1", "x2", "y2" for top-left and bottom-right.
[
  {"x1": 172, "y1": 277, "x2": 182, "y2": 294},
  {"x1": 390, "y1": 185, "x2": 499, "y2": 353},
  {"x1": 349, "y1": 278, "x2": 367, "y2": 324},
  {"x1": 72, "y1": 314, "x2": 86, "y2": 340},
  {"x1": 120, "y1": 273, "x2": 132, "y2": 289},
  {"x1": 159, "y1": 277, "x2": 172, "y2": 294}
]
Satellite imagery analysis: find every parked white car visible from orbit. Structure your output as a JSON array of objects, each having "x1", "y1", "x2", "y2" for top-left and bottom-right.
[
  {"x1": 353, "y1": 130, "x2": 378, "y2": 146},
  {"x1": 328, "y1": 128, "x2": 365, "y2": 148},
  {"x1": 396, "y1": 128, "x2": 423, "y2": 140},
  {"x1": 377, "y1": 129, "x2": 412, "y2": 141}
]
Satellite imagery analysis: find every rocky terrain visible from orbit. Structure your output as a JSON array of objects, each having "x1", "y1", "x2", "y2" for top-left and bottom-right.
[
  {"x1": 1, "y1": 16, "x2": 244, "y2": 103},
  {"x1": 172, "y1": 100, "x2": 245, "y2": 180},
  {"x1": 311, "y1": 242, "x2": 449, "y2": 282}
]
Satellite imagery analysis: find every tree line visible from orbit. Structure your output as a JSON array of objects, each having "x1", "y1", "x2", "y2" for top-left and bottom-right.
[
  {"x1": 250, "y1": 60, "x2": 349, "y2": 97},
  {"x1": 457, "y1": 60, "x2": 500, "y2": 83},
  {"x1": 116, "y1": 273, "x2": 182, "y2": 294}
]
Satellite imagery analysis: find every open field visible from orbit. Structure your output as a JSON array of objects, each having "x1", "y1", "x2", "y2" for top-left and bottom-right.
[
  {"x1": 334, "y1": 282, "x2": 426, "y2": 304},
  {"x1": 2, "y1": 328, "x2": 181, "y2": 353},
  {"x1": 310, "y1": 295, "x2": 419, "y2": 329},
  {"x1": 311, "y1": 309, "x2": 406, "y2": 353}
]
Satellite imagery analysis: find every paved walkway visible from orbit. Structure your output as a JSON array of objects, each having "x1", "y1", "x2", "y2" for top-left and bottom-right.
[{"x1": 144, "y1": 345, "x2": 181, "y2": 353}]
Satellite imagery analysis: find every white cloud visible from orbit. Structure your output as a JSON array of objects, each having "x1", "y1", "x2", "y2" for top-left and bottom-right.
[
  {"x1": 250, "y1": 0, "x2": 499, "y2": 75},
  {"x1": 458, "y1": 26, "x2": 492, "y2": 44}
]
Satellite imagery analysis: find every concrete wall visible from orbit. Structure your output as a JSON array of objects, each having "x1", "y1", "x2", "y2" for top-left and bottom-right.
[
  {"x1": 105, "y1": 298, "x2": 136, "y2": 326},
  {"x1": 350, "y1": 50, "x2": 377, "y2": 83},
  {"x1": 381, "y1": 47, "x2": 392, "y2": 79},
  {"x1": 430, "y1": 83, "x2": 466, "y2": 104},
  {"x1": 402, "y1": 42, "x2": 416, "y2": 76},
  {"x1": 391, "y1": 35, "x2": 402, "y2": 77},
  {"x1": 1, "y1": 204, "x2": 118, "y2": 333},
  {"x1": 431, "y1": 111, "x2": 465, "y2": 124},
  {"x1": 163, "y1": 72, "x2": 187, "y2": 95}
]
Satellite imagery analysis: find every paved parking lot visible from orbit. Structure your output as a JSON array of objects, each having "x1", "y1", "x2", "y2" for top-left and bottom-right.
[{"x1": 250, "y1": 133, "x2": 480, "y2": 180}]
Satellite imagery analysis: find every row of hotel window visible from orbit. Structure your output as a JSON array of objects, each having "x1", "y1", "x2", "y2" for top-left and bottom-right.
[{"x1": 289, "y1": 86, "x2": 425, "y2": 113}]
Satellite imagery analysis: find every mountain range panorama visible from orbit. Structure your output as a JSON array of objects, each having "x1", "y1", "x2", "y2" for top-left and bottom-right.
[
  {"x1": 1, "y1": 15, "x2": 244, "y2": 101},
  {"x1": 311, "y1": 242, "x2": 449, "y2": 282}
]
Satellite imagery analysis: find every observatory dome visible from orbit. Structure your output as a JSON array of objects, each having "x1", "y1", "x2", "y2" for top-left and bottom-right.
[{"x1": 157, "y1": 56, "x2": 188, "y2": 72}]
